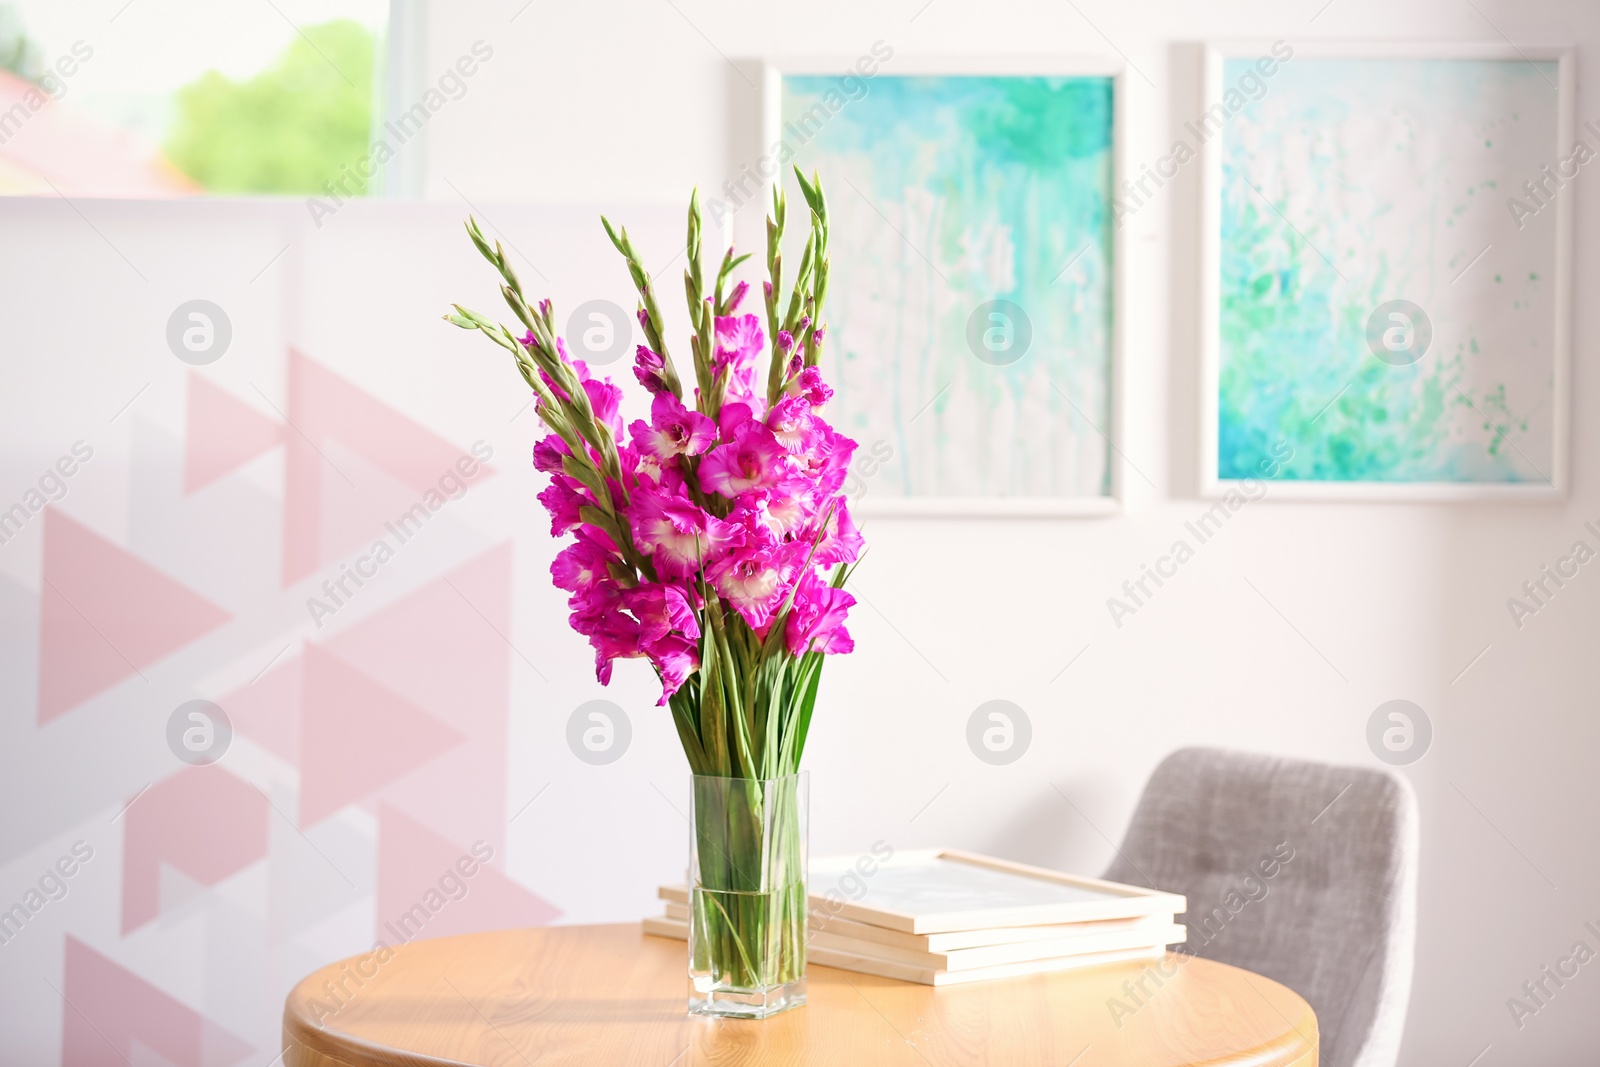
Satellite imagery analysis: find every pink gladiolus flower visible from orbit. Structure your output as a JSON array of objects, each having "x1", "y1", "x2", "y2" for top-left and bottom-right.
[
  {"x1": 625, "y1": 582, "x2": 701, "y2": 645},
  {"x1": 766, "y1": 396, "x2": 821, "y2": 455},
  {"x1": 633, "y1": 344, "x2": 670, "y2": 395},
  {"x1": 584, "y1": 610, "x2": 642, "y2": 685},
  {"x1": 631, "y1": 488, "x2": 742, "y2": 578},
  {"x1": 718, "y1": 401, "x2": 756, "y2": 440},
  {"x1": 789, "y1": 365, "x2": 833, "y2": 407},
  {"x1": 808, "y1": 499, "x2": 864, "y2": 568},
  {"x1": 714, "y1": 315, "x2": 762, "y2": 361},
  {"x1": 537, "y1": 476, "x2": 589, "y2": 536},
  {"x1": 630, "y1": 392, "x2": 716, "y2": 459},
  {"x1": 714, "y1": 314, "x2": 764, "y2": 402},
  {"x1": 532, "y1": 434, "x2": 570, "y2": 475},
  {"x1": 581, "y1": 376, "x2": 624, "y2": 436},
  {"x1": 551, "y1": 535, "x2": 612, "y2": 595},
  {"x1": 646, "y1": 634, "x2": 700, "y2": 703},
  {"x1": 699, "y1": 422, "x2": 792, "y2": 498},
  {"x1": 624, "y1": 442, "x2": 683, "y2": 495},
  {"x1": 752, "y1": 477, "x2": 815, "y2": 536},
  {"x1": 798, "y1": 428, "x2": 857, "y2": 497},
  {"x1": 567, "y1": 576, "x2": 624, "y2": 628},
  {"x1": 708, "y1": 538, "x2": 800, "y2": 629},
  {"x1": 785, "y1": 573, "x2": 856, "y2": 656}
]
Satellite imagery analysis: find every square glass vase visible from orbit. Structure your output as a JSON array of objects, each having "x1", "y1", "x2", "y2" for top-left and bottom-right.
[{"x1": 687, "y1": 772, "x2": 808, "y2": 1019}]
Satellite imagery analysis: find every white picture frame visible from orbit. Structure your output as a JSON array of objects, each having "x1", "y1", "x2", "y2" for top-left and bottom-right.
[
  {"x1": 1198, "y1": 41, "x2": 1574, "y2": 502},
  {"x1": 761, "y1": 56, "x2": 1129, "y2": 517}
]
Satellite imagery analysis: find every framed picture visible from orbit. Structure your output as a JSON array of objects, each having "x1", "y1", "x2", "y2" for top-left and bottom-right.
[
  {"x1": 1199, "y1": 42, "x2": 1574, "y2": 500},
  {"x1": 764, "y1": 57, "x2": 1126, "y2": 516}
]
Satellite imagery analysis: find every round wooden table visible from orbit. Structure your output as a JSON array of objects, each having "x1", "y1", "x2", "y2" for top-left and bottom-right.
[{"x1": 283, "y1": 923, "x2": 1318, "y2": 1066}]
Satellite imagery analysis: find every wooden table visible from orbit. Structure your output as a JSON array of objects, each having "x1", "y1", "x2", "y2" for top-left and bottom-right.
[{"x1": 283, "y1": 923, "x2": 1317, "y2": 1066}]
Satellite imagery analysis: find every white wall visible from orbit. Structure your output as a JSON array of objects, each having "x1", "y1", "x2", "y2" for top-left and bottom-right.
[
  {"x1": 0, "y1": 0, "x2": 1595, "y2": 1064},
  {"x1": 413, "y1": 1, "x2": 1600, "y2": 1063}
]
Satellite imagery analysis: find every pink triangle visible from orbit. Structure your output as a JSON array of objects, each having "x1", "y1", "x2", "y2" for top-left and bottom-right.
[
  {"x1": 182, "y1": 373, "x2": 284, "y2": 494},
  {"x1": 327, "y1": 544, "x2": 512, "y2": 847},
  {"x1": 376, "y1": 805, "x2": 559, "y2": 946},
  {"x1": 38, "y1": 510, "x2": 232, "y2": 724},
  {"x1": 327, "y1": 543, "x2": 511, "y2": 737},
  {"x1": 282, "y1": 349, "x2": 495, "y2": 587},
  {"x1": 64, "y1": 936, "x2": 254, "y2": 1067},
  {"x1": 218, "y1": 654, "x2": 301, "y2": 765},
  {"x1": 315, "y1": 443, "x2": 433, "y2": 578},
  {"x1": 297, "y1": 645, "x2": 466, "y2": 828},
  {"x1": 121, "y1": 766, "x2": 270, "y2": 934}
]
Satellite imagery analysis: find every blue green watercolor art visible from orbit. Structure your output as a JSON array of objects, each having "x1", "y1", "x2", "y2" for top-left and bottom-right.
[
  {"x1": 783, "y1": 74, "x2": 1114, "y2": 500},
  {"x1": 1215, "y1": 57, "x2": 1560, "y2": 485}
]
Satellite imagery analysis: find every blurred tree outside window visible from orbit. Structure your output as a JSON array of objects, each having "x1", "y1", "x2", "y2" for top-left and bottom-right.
[
  {"x1": 0, "y1": 4, "x2": 44, "y2": 81},
  {"x1": 0, "y1": 1, "x2": 387, "y2": 198},
  {"x1": 164, "y1": 20, "x2": 377, "y2": 196}
]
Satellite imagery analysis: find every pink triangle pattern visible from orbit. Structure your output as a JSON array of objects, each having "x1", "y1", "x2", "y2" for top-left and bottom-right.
[
  {"x1": 62, "y1": 936, "x2": 254, "y2": 1067},
  {"x1": 120, "y1": 766, "x2": 269, "y2": 935},
  {"x1": 376, "y1": 805, "x2": 558, "y2": 946},
  {"x1": 296, "y1": 644, "x2": 466, "y2": 829},
  {"x1": 326, "y1": 543, "x2": 512, "y2": 848},
  {"x1": 282, "y1": 349, "x2": 494, "y2": 587},
  {"x1": 182, "y1": 374, "x2": 284, "y2": 495},
  {"x1": 217, "y1": 654, "x2": 301, "y2": 766},
  {"x1": 37, "y1": 509, "x2": 232, "y2": 724}
]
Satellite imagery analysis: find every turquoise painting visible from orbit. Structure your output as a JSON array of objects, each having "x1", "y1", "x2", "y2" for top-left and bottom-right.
[
  {"x1": 1216, "y1": 57, "x2": 1560, "y2": 485},
  {"x1": 783, "y1": 75, "x2": 1115, "y2": 501}
]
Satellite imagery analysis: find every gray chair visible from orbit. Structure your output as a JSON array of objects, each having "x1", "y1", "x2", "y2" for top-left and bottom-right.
[{"x1": 1103, "y1": 747, "x2": 1417, "y2": 1067}]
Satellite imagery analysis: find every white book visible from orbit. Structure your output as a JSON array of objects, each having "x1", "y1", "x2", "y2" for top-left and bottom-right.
[
  {"x1": 642, "y1": 916, "x2": 1171, "y2": 986},
  {"x1": 814, "y1": 941, "x2": 1169, "y2": 987},
  {"x1": 662, "y1": 899, "x2": 1182, "y2": 961},
  {"x1": 810, "y1": 922, "x2": 1185, "y2": 972},
  {"x1": 812, "y1": 908, "x2": 1173, "y2": 952},
  {"x1": 665, "y1": 849, "x2": 1186, "y2": 935}
]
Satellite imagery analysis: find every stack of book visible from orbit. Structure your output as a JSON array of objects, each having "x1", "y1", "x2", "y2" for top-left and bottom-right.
[{"x1": 644, "y1": 848, "x2": 1186, "y2": 986}]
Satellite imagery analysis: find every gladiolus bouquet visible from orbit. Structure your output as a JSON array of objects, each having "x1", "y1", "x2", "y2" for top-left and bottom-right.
[
  {"x1": 449, "y1": 171, "x2": 855, "y2": 1015},
  {"x1": 445, "y1": 170, "x2": 861, "y2": 783}
]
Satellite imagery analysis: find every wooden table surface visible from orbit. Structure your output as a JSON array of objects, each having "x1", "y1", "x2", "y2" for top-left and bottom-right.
[{"x1": 283, "y1": 923, "x2": 1317, "y2": 1066}]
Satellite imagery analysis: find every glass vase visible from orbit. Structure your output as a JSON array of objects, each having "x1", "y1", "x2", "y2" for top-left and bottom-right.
[{"x1": 687, "y1": 772, "x2": 808, "y2": 1019}]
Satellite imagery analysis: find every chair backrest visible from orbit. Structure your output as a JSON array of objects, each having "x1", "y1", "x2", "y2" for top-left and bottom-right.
[{"x1": 1102, "y1": 747, "x2": 1417, "y2": 1067}]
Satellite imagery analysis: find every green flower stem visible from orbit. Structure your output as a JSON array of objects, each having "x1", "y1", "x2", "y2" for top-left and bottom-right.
[{"x1": 601, "y1": 217, "x2": 685, "y2": 401}]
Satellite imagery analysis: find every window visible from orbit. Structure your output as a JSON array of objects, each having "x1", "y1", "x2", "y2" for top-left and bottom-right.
[{"x1": 0, "y1": 0, "x2": 392, "y2": 197}]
